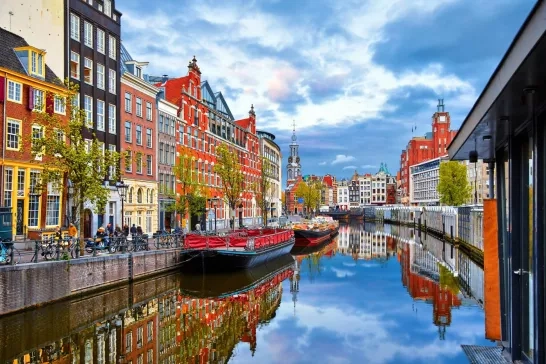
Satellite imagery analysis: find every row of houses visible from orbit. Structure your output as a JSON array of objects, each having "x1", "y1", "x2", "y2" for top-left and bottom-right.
[{"x1": 0, "y1": 0, "x2": 282, "y2": 238}]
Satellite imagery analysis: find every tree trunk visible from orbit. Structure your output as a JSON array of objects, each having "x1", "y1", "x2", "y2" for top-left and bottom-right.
[{"x1": 78, "y1": 190, "x2": 85, "y2": 256}]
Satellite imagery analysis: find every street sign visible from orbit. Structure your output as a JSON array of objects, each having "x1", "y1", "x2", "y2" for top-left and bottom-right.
[{"x1": 297, "y1": 197, "x2": 304, "y2": 204}]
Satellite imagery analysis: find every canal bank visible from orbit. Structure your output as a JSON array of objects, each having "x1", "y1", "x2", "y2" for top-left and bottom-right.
[{"x1": 0, "y1": 248, "x2": 185, "y2": 316}]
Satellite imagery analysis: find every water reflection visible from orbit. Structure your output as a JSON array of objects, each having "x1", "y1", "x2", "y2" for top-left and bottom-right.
[{"x1": 0, "y1": 223, "x2": 491, "y2": 364}]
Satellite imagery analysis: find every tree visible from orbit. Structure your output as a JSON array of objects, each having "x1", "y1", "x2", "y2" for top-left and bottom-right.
[
  {"x1": 166, "y1": 145, "x2": 206, "y2": 229},
  {"x1": 253, "y1": 157, "x2": 273, "y2": 226},
  {"x1": 437, "y1": 161, "x2": 471, "y2": 206},
  {"x1": 29, "y1": 81, "x2": 120, "y2": 255},
  {"x1": 214, "y1": 143, "x2": 244, "y2": 229},
  {"x1": 295, "y1": 180, "x2": 322, "y2": 216}
]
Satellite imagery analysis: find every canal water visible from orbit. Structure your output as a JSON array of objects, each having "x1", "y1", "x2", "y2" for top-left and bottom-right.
[{"x1": 0, "y1": 223, "x2": 492, "y2": 364}]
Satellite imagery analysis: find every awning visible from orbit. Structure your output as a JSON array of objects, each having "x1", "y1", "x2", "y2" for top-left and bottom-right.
[{"x1": 448, "y1": 1, "x2": 546, "y2": 161}]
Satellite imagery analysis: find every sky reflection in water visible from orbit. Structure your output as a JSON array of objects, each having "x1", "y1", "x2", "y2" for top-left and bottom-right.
[{"x1": 230, "y1": 224, "x2": 492, "y2": 364}]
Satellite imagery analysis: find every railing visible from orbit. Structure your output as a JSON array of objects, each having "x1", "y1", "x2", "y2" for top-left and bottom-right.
[{"x1": 183, "y1": 229, "x2": 294, "y2": 251}]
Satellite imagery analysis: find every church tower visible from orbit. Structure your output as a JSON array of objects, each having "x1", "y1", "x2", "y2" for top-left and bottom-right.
[{"x1": 287, "y1": 121, "x2": 301, "y2": 186}]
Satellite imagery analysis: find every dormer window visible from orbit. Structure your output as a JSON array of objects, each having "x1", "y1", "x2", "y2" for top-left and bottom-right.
[
  {"x1": 136, "y1": 66, "x2": 142, "y2": 79},
  {"x1": 14, "y1": 47, "x2": 46, "y2": 78},
  {"x1": 31, "y1": 51, "x2": 44, "y2": 77}
]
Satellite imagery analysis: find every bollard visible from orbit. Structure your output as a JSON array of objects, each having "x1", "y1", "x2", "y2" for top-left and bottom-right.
[
  {"x1": 93, "y1": 242, "x2": 97, "y2": 257},
  {"x1": 34, "y1": 241, "x2": 39, "y2": 263},
  {"x1": 75, "y1": 239, "x2": 80, "y2": 259},
  {"x1": 450, "y1": 244, "x2": 454, "y2": 259},
  {"x1": 55, "y1": 242, "x2": 60, "y2": 260},
  {"x1": 9, "y1": 246, "x2": 15, "y2": 265}
]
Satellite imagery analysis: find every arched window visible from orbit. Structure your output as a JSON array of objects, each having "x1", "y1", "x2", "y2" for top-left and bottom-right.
[
  {"x1": 146, "y1": 189, "x2": 149, "y2": 204},
  {"x1": 128, "y1": 187, "x2": 133, "y2": 203},
  {"x1": 150, "y1": 190, "x2": 154, "y2": 204},
  {"x1": 137, "y1": 188, "x2": 143, "y2": 203}
]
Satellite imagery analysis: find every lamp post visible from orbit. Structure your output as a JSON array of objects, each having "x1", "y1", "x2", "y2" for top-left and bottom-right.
[
  {"x1": 67, "y1": 179, "x2": 74, "y2": 225},
  {"x1": 212, "y1": 197, "x2": 218, "y2": 234},
  {"x1": 115, "y1": 180, "x2": 129, "y2": 229}
]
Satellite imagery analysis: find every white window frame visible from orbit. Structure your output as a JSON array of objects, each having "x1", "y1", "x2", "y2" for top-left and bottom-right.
[
  {"x1": 109, "y1": 69, "x2": 116, "y2": 94},
  {"x1": 146, "y1": 155, "x2": 152, "y2": 176},
  {"x1": 54, "y1": 96, "x2": 66, "y2": 114},
  {"x1": 45, "y1": 183, "x2": 61, "y2": 226},
  {"x1": 7, "y1": 80, "x2": 22, "y2": 103},
  {"x1": 104, "y1": 0, "x2": 112, "y2": 17},
  {"x1": 108, "y1": 144, "x2": 117, "y2": 178},
  {"x1": 33, "y1": 89, "x2": 45, "y2": 112},
  {"x1": 97, "y1": 99, "x2": 105, "y2": 131},
  {"x1": 70, "y1": 51, "x2": 80, "y2": 80},
  {"x1": 146, "y1": 128, "x2": 152, "y2": 148},
  {"x1": 70, "y1": 13, "x2": 80, "y2": 41},
  {"x1": 97, "y1": 28, "x2": 105, "y2": 54},
  {"x1": 6, "y1": 118, "x2": 21, "y2": 151},
  {"x1": 108, "y1": 104, "x2": 116, "y2": 134},
  {"x1": 146, "y1": 102, "x2": 152, "y2": 121},
  {"x1": 31, "y1": 124, "x2": 44, "y2": 160},
  {"x1": 136, "y1": 97, "x2": 142, "y2": 117},
  {"x1": 84, "y1": 58, "x2": 93, "y2": 85},
  {"x1": 125, "y1": 92, "x2": 132, "y2": 113},
  {"x1": 136, "y1": 125, "x2": 142, "y2": 145},
  {"x1": 84, "y1": 95, "x2": 93, "y2": 128},
  {"x1": 109, "y1": 35, "x2": 116, "y2": 60},
  {"x1": 84, "y1": 21, "x2": 93, "y2": 48},
  {"x1": 97, "y1": 63, "x2": 105, "y2": 90}
]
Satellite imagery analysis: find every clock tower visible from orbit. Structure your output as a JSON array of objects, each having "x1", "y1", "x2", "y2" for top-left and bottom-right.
[{"x1": 286, "y1": 121, "x2": 301, "y2": 186}]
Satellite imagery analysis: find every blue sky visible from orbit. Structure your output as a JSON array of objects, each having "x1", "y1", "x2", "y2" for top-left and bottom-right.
[{"x1": 120, "y1": 0, "x2": 536, "y2": 180}]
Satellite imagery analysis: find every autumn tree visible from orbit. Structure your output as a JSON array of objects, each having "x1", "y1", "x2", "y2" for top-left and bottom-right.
[
  {"x1": 295, "y1": 180, "x2": 322, "y2": 216},
  {"x1": 166, "y1": 146, "x2": 206, "y2": 229},
  {"x1": 29, "y1": 81, "x2": 119, "y2": 254},
  {"x1": 437, "y1": 161, "x2": 471, "y2": 206},
  {"x1": 253, "y1": 157, "x2": 274, "y2": 226},
  {"x1": 214, "y1": 143, "x2": 244, "y2": 229}
]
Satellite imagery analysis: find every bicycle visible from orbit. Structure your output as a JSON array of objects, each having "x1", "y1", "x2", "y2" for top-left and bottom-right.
[{"x1": 0, "y1": 241, "x2": 21, "y2": 265}]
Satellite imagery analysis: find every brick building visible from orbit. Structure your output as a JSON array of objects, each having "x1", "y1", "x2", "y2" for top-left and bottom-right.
[
  {"x1": 399, "y1": 99, "x2": 457, "y2": 205},
  {"x1": 153, "y1": 57, "x2": 262, "y2": 229},
  {"x1": 0, "y1": 29, "x2": 69, "y2": 239},
  {"x1": 120, "y1": 44, "x2": 159, "y2": 234}
]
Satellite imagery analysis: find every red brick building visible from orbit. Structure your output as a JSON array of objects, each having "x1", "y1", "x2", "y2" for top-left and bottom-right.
[
  {"x1": 0, "y1": 29, "x2": 69, "y2": 239},
  {"x1": 120, "y1": 44, "x2": 159, "y2": 234},
  {"x1": 399, "y1": 99, "x2": 457, "y2": 204},
  {"x1": 154, "y1": 57, "x2": 261, "y2": 229}
]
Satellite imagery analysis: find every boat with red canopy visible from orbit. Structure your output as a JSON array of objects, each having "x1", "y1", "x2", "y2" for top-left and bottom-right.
[{"x1": 180, "y1": 228, "x2": 295, "y2": 273}]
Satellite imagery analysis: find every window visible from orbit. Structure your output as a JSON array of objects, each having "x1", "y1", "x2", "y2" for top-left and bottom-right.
[
  {"x1": 97, "y1": 28, "x2": 105, "y2": 53},
  {"x1": 125, "y1": 121, "x2": 132, "y2": 142},
  {"x1": 104, "y1": 0, "x2": 112, "y2": 17},
  {"x1": 159, "y1": 143, "x2": 164, "y2": 164},
  {"x1": 84, "y1": 95, "x2": 93, "y2": 127},
  {"x1": 146, "y1": 128, "x2": 152, "y2": 148},
  {"x1": 46, "y1": 183, "x2": 60, "y2": 226},
  {"x1": 3, "y1": 169, "x2": 13, "y2": 207},
  {"x1": 84, "y1": 21, "x2": 93, "y2": 48},
  {"x1": 28, "y1": 171, "x2": 40, "y2": 227},
  {"x1": 159, "y1": 114, "x2": 164, "y2": 133},
  {"x1": 146, "y1": 155, "x2": 152, "y2": 175},
  {"x1": 97, "y1": 100, "x2": 105, "y2": 131},
  {"x1": 125, "y1": 92, "x2": 132, "y2": 113},
  {"x1": 17, "y1": 170, "x2": 25, "y2": 198},
  {"x1": 108, "y1": 104, "x2": 116, "y2": 134},
  {"x1": 109, "y1": 69, "x2": 116, "y2": 94},
  {"x1": 30, "y1": 51, "x2": 44, "y2": 77},
  {"x1": 137, "y1": 188, "x2": 143, "y2": 203},
  {"x1": 125, "y1": 332, "x2": 132, "y2": 353},
  {"x1": 108, "y1": 144, "x2": 116, "y2": 178},
  {"x1": 84, "y1": 58, "x2": 93, "y2": 85},
  {"x1": 70, "y1": 52, "x2": 80, "y2": 79},
  {"x1": 32, "y1": 125, "x2": 44, "y2": 160},
  {"x1": 97, "y1": 63, "x2": 105, "y2": 89},
  {"x1": 146, "y1": 102, "x2": 152, "y2": 120},
  {"x1": 136, "y1": 125, "x2": 142, "y2": 145},
  {"x1": 7, "y1": 80, "x2": 22, "y2": 103},
  {"x1": 136, "y1": 97, "x2": 142, "y2": 117},
  {"x1": 33, "y1": 89, "x2": 44, "y2": 111},
  {"x1": 54, "y1": 96, "x2": 65, "y2": 114},
  {"x1": 136, "y1": 66, "x2": 142, "y2": 78},
  {"x1": 70, "y1": 13, "x2": 80, "y2": 41},
  {"x1": 125, "y1": 152, "x2": 132, "y2": 173},
  {"x1": 109, "y1": 34, "x2": 116, "y2": 59},
  {"x1": 136, "y1": 154, "x2": 142, "y2": 174},
  {"x1": 147, "y1": 349, "x2": 153, "y2": 364},
  {"x1": 6, "y1": 119, "x2": 20, "y2": 150}
]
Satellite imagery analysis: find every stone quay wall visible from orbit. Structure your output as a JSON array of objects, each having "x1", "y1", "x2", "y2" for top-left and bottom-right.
[{"x1": 0, "y1": 249, "x2": 185, "y2": 316}]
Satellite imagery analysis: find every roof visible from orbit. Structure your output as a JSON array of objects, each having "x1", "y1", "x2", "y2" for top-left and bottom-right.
[
  {"x1": 120, "y1": 42, "x2": 133, "y2": 74},
  {"x1": 0, "y1": 28, "x2": 62, "y2": 85}
]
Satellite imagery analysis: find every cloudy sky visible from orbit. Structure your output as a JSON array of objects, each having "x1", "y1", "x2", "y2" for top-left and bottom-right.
[{"x1": 120, "y1": 0, "x2": 535, "y2": 180}]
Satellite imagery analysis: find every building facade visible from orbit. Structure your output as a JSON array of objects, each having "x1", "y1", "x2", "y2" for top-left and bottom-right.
[
  {"x1": 335, "y1": 179, "x2": 349, "y2": 211},
  {"x1": 257, "y1": 130, "x2": 282, "y2": 219},
  {"x1": 464, "y1": 159, "x2": 495, "y2": 205},
  {"x1": 0, "y1": 29, "x2": 68, "y2": 239},
  {"x1": 67, "y1": 0, "x2": 122, "y2": 237},
  {"x1": 399, "y1": 100, "x2": 457, "y2": 205},
  {"x1": 409, "y1": 156, "x2": 447, "y2": 206},
  {"x1": 154, "y1": 57, "x2": 262, "y2": 229},
  {"x1": 120, "y1": 44, "x2": 159, "y2": 235},
  {"x1": 285, "y1": 126, "x2": 304, "y2": 215}
]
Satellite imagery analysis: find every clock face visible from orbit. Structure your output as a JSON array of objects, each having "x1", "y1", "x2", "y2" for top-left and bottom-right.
[
  {"x1": 288, "y1": 156, "x2": 293, "y2": 163},
  {"x1": 439, "y1": 115, "x2": 446, "y2": 122}
]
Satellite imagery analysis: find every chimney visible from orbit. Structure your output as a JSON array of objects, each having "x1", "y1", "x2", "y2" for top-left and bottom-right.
[{"x1": 162, "y1": 74, "x2": 169, "y2": 82}]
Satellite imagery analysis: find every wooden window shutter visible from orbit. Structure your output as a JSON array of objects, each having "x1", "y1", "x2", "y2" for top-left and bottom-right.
[
  {"x1": 46, "y1": 93, "x2": 54, "y2": 115},
  {"x1": 0, "y1": 77, "x2": 5, "y2": 102},
  {"x1": 28, "y1": 86, "x2": 34, "y2": 110}
]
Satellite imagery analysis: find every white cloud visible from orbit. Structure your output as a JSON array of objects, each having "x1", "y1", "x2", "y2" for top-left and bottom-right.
[
  {"x1": 361, "y1": 164, "x2": 377, "y2": 169},
  {"x1": 331, "y1": 267, "x2": 356, "y2": 278},
  {"x1": 342, "y1": 165, "x2": 357, "y2": 170},
  {"x1": 121, "y1": 0, "x2": 476, "y2": 134},
  {"x1": 318, "y1": 161, "x2": 327, "y2": 165},
  {"x1": 331, "y1": 154, "x2": 356, "y2": 165}
]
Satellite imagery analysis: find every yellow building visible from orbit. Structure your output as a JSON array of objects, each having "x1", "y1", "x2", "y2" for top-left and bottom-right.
[
  {"x1": 124, "y1": 181, "x2": 158, "y2": 235},
  {"x1": 1, "y1": 29, "x2": 68, "y2": 240}
]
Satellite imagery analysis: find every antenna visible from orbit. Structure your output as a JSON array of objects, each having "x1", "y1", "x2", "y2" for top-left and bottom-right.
[{"x1": 9, "y1": 11, "x2": 14, "y2": 31}]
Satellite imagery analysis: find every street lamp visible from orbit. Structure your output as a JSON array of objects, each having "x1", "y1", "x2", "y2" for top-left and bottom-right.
[
  {"x1": 212, "y1": 196, "x2": 218, "y2": 234},
  {"x1": 115, "y1": 180, "x2": 129, "y2": 228},
  {"x1": 67, "y1": 179, "x2": 75, "y2": 225}
]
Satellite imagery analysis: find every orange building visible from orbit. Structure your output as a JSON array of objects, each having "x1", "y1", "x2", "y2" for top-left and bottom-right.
[
  {"x1": 153, "y1": 57, "x2": 262, "y2": 229},
  {"x1": 399, "y1": 99, "x2": 458, "y2": 204}
]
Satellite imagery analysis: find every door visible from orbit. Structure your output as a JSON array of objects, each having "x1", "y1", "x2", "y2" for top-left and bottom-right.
[{"x1": 16, "y1": 200, "x2": 24, "y2": 235}]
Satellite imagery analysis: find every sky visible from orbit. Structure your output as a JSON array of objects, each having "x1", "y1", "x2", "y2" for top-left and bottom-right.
[{"x1": 120, "y1": 0, "x2": 536, "y2": 180}]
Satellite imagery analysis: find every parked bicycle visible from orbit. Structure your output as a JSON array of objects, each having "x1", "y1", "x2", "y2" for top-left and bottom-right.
[{"x1": 0, "y1": 240, "x2": 21, "y2": 265}]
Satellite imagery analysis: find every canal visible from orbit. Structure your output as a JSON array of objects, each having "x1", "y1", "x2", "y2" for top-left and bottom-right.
[{"x1": 0, "y1": 223, "x2": 492, "y2": 363}]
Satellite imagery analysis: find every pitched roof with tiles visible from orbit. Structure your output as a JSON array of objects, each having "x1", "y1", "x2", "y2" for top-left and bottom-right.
[{"x1": 0, "y1": 28, "x2": 62, "y2": 85}]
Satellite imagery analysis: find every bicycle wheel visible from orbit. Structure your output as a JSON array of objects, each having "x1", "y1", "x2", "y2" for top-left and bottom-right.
[{"x1": 6, "y1": 248, "x2": 21, "y2": 264}]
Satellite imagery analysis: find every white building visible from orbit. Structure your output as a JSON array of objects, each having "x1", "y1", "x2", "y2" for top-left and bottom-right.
[
  {"x1": 464, "y1": 159, "x2": 495, "y2": 204},
  {"x1": 335, "y1": 179, "x2": 350, "y2": 210},
  {"x1": 409, "y1": 156, "x2": 448, "y2": 205},
  {"x1": 257, "y1": 130, "x2": 282, "y2": 219},
  {"x1": 348, "y1": 163, "x2": 396, "y2": 206}
]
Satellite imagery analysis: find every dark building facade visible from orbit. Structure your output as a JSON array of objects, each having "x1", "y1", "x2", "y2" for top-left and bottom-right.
[{"x1": 66, "y1": 0, "x2": 122, "y2": 236}]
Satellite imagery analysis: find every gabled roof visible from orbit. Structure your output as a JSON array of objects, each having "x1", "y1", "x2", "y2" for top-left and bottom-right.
[
  {"x1": 0, "y1": 28, "x2": 61, "y2": 85},
  {"x1": 235, "y1": 117, "x2": 251, "y2": 130},
  {"x1": 120, "y1": 42, "x2": 133, "y2": 74},
  {"x1": 214, "y1": 91, "x2": 235, "y2": 120}
]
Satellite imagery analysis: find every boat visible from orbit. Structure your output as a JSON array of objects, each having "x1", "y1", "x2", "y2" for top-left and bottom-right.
[
  {"x1": 180, "y1": 228, "x2": 295, "y2": 273},
  {"x1": 291, "y1": 216, "x2": 339, "y2": 248},
  {"x1": 291, "y1": 236, "x2": 338, "y2": 256},
  {"x1": 179, "y1": 254, "x2": 295, "y2": 298}
]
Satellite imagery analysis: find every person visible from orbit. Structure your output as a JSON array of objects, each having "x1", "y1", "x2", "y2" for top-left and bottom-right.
[
  {"x1": 54, "y1": 226, "x2": 62, "y2": 240},
  {"x1": 115, "y1": 225, "x2": 122, "y2": 236},
  {"x1": 106, "y1": 223, "x2": 114, "y2": 236},
  {"x1": 136, "y1": 225, "x2": 143, "y2": 235},
  {"x1": 68, "y1": 223, "x2": 78, "y2": 238},
  {"x1": 123, "y1": 224, "x2": 129, "y2": 237}
]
